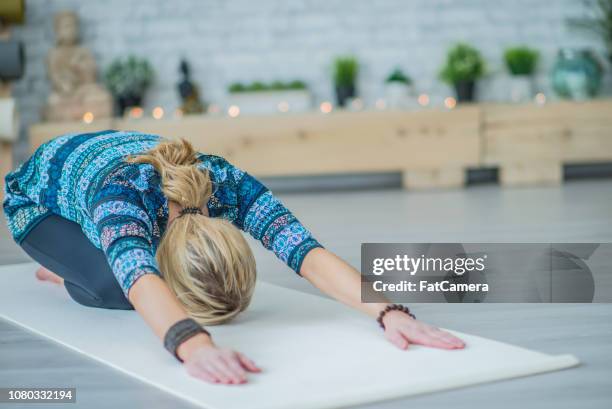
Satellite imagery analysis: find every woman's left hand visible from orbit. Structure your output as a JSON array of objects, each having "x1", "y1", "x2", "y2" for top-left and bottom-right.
[{"x1": 382, "y1": 310, "x2": 465, "y2": 350}]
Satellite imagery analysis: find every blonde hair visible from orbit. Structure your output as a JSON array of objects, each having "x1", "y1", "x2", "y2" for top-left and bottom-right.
[{"x1": 127, "y1": 138, "x2": 256, "y2": 325}]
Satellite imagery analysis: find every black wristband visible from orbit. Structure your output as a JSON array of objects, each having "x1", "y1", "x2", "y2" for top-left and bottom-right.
[{"x1": 163, "y1": 318, "x2": 210, "y2": 362}]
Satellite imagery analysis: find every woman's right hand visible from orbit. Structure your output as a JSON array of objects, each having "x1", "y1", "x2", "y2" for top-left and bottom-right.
[
  {"x1": 127, "y1": 276, "x2": 260, "y2": 384},
  {"x1": 179, "y1": 334, "x2": 261, "y2": 385}
]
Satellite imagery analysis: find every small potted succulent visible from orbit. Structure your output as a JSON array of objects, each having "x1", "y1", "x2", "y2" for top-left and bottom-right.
[
  {"x1": 333, "y1": 56, "x2": 358, "y2": 107},
  {"x1": 439, "y1": 43, "x2": 485, "y2": 102},
  {"x1": 384, "y1": 68, "x2": 413, "y2": 108},
  {"x1": 227, "y1": 80, "x2": 311, "y2": 114},
  {"x1": 504, "y1": 46, "x2": 539, "y2": 102},
  {"x1": 104, "y1": 56, "x2": 154, "y2": 115}
]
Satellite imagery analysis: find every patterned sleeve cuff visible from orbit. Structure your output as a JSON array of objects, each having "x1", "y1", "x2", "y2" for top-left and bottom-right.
[
  {"x1": 124, "y1": 266, "x2": 162, "y2": 298},
  {"x1": 289, "y1": 238, "x2": 324, "y2": 276}
]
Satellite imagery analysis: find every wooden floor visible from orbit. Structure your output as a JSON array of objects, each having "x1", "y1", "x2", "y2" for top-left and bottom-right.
[{"x1": 1, "y1": 180, "x2": 611, "y2": 409}]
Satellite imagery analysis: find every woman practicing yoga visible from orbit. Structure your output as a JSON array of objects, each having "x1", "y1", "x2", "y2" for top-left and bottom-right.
[{"x1": 3, "y1": 130, "x2": 464, "y2": 385}]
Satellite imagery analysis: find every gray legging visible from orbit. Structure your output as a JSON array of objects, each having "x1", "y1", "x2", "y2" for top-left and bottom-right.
[{"x1": 20, "y1": 214, "x2": 134, "y2": 310}]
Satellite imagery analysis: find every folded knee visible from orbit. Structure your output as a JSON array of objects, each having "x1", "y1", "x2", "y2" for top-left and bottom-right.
[{"x1": 64, "y1": 281, "x2": 133, "y2": 310}]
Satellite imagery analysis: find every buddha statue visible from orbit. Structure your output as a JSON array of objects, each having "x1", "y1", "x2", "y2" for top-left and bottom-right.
[{"x1": 44, "y1": 11, "x2": 112, "y2": 121}]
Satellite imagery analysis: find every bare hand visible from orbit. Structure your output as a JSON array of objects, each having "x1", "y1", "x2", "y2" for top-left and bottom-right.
[
  {"x1": 183, "y1": 344, "x2": 261, "y2": 385},
  {"x1": 383, "y1": 311, "x2": 465, "y2": 350}
]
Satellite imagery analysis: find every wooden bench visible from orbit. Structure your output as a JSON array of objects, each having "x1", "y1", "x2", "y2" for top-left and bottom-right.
[
  {"x1": 30, "y1": 107, "x2": 482, "y2": 190},
  {"x1": 482, "y1": 100, "x2": 612, "y2": 186},
  {"x1": 26, "y1": 99, "x2": 612, "y2": 190}
]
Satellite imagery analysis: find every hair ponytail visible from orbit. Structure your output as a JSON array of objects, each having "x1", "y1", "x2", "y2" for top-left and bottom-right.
[
  {"x1": 127, "y1": 138, "x2": 211, "y2": 208},
  {"x1": 127, "y1": 137, "x2": 257, "y2": 325}
]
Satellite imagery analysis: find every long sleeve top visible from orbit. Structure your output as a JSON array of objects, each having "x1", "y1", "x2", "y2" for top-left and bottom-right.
[{"x1": 3, "y1": 130, "x2": 323, "y2": 295}]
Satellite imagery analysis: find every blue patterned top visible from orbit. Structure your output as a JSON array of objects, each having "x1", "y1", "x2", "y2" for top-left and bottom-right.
[{"x1": 3, "y1": 130, "x2": 323, "y2": 295}]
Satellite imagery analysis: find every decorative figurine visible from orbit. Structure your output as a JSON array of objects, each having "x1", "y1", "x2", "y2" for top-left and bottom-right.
[
  {"x1": 44, "y1": 11, "x2": 112, "y2": 121},
  {"x1": 177, "y1": 59, "x2": 205, "y2": 114}
]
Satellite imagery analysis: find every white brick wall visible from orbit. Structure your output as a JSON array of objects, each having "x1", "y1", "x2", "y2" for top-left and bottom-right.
[{"x1": 9, "y1": 0, "x2": 610, "y2": 136}]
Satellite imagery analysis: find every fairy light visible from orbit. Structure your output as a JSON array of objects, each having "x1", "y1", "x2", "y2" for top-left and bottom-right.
[
  {"x1": 277, "y1": 101, "x2": 290, "y2": 113},
  {"x1": 417, "y1": 93, "x2": 430, "y2": 107},
  {"x1": 444, "y1": 97, "x2": 457, "y2": 109},
  {"x1": 82, "y1": 111, "x2": 94, "y2": 124},
  {"x1": 319, "y1": 101, "x2": 333, "y2": 114},
  {"x1": 535, "y1": 92, "x2": 546, "y2": 105},
  {"x1": 129, "y1": 106, "x2": 144, "y2": 119},
  {"x1": 228, "y1": 105, "x2": 240, "y2": 118},
  {"x1": 152, "y1": 106, "x2": 164, "y2": 119},
  {"x1": 375, "y1": 98, "x2": 387, "y2": 110}
]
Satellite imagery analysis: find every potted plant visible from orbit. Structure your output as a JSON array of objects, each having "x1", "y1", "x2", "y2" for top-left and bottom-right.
[
  {"x1": 384, "y1": 68, "x2": 413, "y2": 108},
  {"x1": 104, "y1": 56, "x2": 154, "y2": 115},
  {"x1": 226, "y1": 80, "x2": 311, "y2": 114},
  {"x1": 504, "y1": 46, "x2": 539, "y2": 102},
  {"x1": 439, "y1": 43, "x2": 485, "y2": 102},
  {"x1": 333, "y1": 56, "x2": 358, "y2": 107},
  {"x1": 567, "y1": 0, "x2": 612, "y2": 64}
]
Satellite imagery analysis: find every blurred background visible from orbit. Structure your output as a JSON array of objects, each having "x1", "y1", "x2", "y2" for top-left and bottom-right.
[
  {"x1": 6, "y1": 0, "x2": 612, "y2": 120},
  {"x1": 1, "y1": 0, "x2": 611, "y2": 190}
]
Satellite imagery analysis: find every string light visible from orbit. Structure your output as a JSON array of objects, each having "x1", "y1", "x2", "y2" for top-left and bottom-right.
[
  {"x1": 228, "y1": 105, "x2": 240, "y2": 118},
  {"x1": 444, "y1": 97, "x2": 457, "y2": 109},
  {"x1": 277, "y1": 101, "x2": 290, "y2": 113},
  {"x1": 152, "y1": 107, "x2": 164, "y2": 119},
  {"x1": 375, "y1": 99, "x2": 387, "y2": 110},
  {"x1": 82, "y1": 111, "x2": 94, "y2": 124},
  {"x1": 129, "y1": 106, "x2": 144, "y2": 119},
  {"x1": 535, "y1": 92, "x2": 546, "y2": 105},
  {"x1": 417, "y1": 94, "x2": 430, "y2": 107},
  {"x1": 319, "y1": 101, "x2": 333, "y2": 114}
]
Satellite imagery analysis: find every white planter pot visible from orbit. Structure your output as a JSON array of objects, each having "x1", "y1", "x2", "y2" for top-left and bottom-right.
[
  {"x1": 384, "y1": 82, "x2": 413, "y2": 109},
  {"x1": 0, "y1": 98, "x2": 19, "y2": 142},
  {"x1": 508, "y1": 76, "x2": 534, "y2": 103},
  {"x1": 226, "y1": 90, "x2": 312, "y2": 115}
]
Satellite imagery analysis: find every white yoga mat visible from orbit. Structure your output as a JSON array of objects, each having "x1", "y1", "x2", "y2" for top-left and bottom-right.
[{"x1": 0, "y1": 263, "x2": 578, "y2": 409}]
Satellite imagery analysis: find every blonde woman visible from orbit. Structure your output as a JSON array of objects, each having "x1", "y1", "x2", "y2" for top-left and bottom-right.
[{"x1": 3, "y1": 131, "x2": 464, "y2": 385}]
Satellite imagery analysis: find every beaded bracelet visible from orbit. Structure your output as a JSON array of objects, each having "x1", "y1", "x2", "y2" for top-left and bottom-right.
[{"x1": 376, "y1": 304, "x2": 416, "y2": 330}]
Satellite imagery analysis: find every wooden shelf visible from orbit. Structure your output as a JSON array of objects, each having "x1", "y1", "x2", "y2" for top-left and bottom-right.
[{"x1": 24, "y1": 99, "x2": 612, "y2": 190}]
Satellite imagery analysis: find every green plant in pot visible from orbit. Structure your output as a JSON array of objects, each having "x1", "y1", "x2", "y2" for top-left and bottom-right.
[
  {"x1": 567, "y1": 0, "x2": 612, "y2": 64},
  {"x1": 439, "y1": 43, "x2": 485, "y2": 102},
  {"x1": 504, "y1": 46, "x2": 539, "y2": 102},
  {"x1": 227, "y1": 80, "x2": 307, "y2": 93},
  {"x1": 385, "y1": 68, "x2": 412, "y2": 108},
  {"x1": 104, "y1": 56, "x2": 154, "y2": 115},
  {"x1": 504, "y1": 46, "x2": 539, "y2": 76},
  {"x1": 333, "y1": 56, "x2": 358, "y2": 107},
  {"x1": 386, "y1": 68, "x2": 412, "y2": 85}
]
